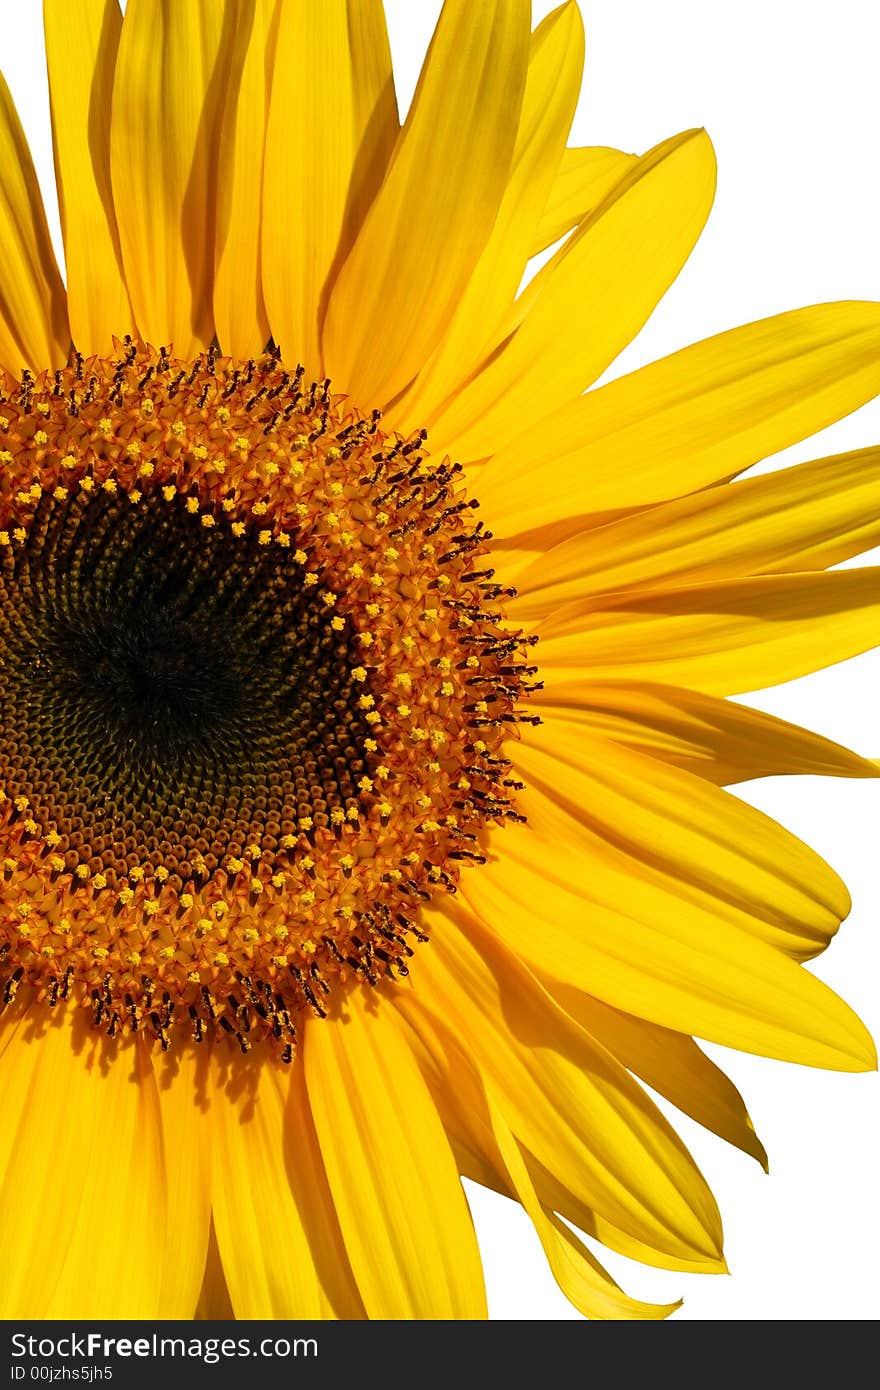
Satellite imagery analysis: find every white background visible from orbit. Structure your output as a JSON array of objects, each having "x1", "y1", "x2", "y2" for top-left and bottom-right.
[{"x1": 3, "y1": 0, "x2": 879, "y2": 1322}]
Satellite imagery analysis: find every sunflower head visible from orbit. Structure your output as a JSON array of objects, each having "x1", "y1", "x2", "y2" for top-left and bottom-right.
[{"x1": 0, "y1": 341, "x2": 537, "y2": 1053}]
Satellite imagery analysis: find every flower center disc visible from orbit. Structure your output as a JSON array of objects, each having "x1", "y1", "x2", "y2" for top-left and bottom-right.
[{"x1": 0, "y1": 344, "x2": 536, "y2": 1055}]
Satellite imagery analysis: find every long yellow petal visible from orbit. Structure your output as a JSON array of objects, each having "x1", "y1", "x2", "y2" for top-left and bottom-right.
[
  {"x1": 427, "y1": 128, "x2": 716, "y2": 462},
  {"x1": 111, "y1": 0, "x2": 232, "y2": 355},
  {"x1": 322, "y1": 0, "x2": 530, "y2": 407},
  {"x1": 0, "y1": 73, "x2": 68, "y2": 372},
  {"x1": 152, "y1": 1044, "x2": 212, "y2": 1316},
  {"x1": 44, "y1": 0, "x2": 131, "y2": 355},
  {"x1": 533, "y1": 679, "x2": 876, "y2": 785},
  {"x1": 389, "y1": 2, "x2": 584, "y2": 428},
  {"x1": 477, "y1": 301, "x2": 880, "y2": 532},
  {"x1": 527, "y1": 1159, "x2": 726, "y2": 1275},
  {"x1": 513, "y1": 729, "x2": 848, "y2": 961},
  {"x1": 461, "y1": 817, "x2": 875, "y2": 1070},
  {"x1": 537, "y1": 568, "x2": 880, "y2": 696},
  {"x1": 485, "y1": 1088, "x2": 679, "y2": 1319},
  {"x1": 0, "y1": 1012, "x2": 169, "y2": 1317},
  {"x1": 213, "y1": 0, "x2": 277, "y2": 360},
  {"x1": 558, "y1": 993, "x2": 769, "y2": 1168},
  {"x1": 529, "y1": 145, "x2": 639, "y2": 256},
  {"x1": 304, "y1": 988, "x2": 487, "y2": 1319},
  {"x1": 262, "y1": 0, "x2": 397, "y2": 376},
  {"x1": 512, "y1": 446, "x2": 880, "y2": 620},
  {"x1": 407, "y1": 1006, "x2": 726, "y2": 1276},
  {"x1": 210, "y1": 1047, "x2": 362, "y2": 1318},
  {"x1": 395, "y1": 909, "x2": 724, "y2": 1265}
]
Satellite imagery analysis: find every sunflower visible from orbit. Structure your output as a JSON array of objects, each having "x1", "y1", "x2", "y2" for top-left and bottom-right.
[{"x1": 0, "y1": 0, "x2": 879, "y2": 1323}]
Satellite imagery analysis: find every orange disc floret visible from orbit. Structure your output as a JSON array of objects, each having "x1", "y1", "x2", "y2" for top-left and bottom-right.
[{"x1": 0, "y1": 342, "x2": 538, "y2": 1055}]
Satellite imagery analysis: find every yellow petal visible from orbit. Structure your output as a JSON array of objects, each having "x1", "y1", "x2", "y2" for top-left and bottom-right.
[
  {"x1": 513, "y1": 728, "x2": 848, "y2": 961},
  {"x1": 512, "y1": 446, "x2": 880, "y2": 620},
  {"x1": 528, "y1": 1159, "x2": 726, "y2": 1275},
  {"x1": 550, "y1": 992, "x2": 768, "y2": 1168},
  {"x1": 322, "y1": 0, "x2": 530, "y2": 406},
  {"x1": 44, "y1": 0, "x2": 131, "y2": 355},
  {"x1": 529, "y1": 144, "x2": 639, "y2": 256},
  {"x1": 304, "y1": 988, "x2": 487, "y2": 1319},
  {"x1": 152, "y1": 1044, "x2": 211, "y2": 1316},
  {"x1": 537, "y1": 568, "x2": 880, "y2": 696},
  {"x1": 0, "y1": 73, "x2": 69, "y2": 371},
  {"x1": 209, "y1": 1047, "x2": 362, "y2": 1318},
  {"x1": 407, "y1": 1004, "x2": 726, "y2": 1276},
  {"x1": 477, "y1": 300, "x2": 880, "y2": 531},
  {"x1": 485, "y1": 1087, "x2": 679, "y2": 1319},
  {"x1": 427, "y1": 128, "x2": 716, "y2": 462},
  {"x1": 395, "y1": 908, "x2": 724, "y2": 1266},
  {"x1": 388, "y1": 1, "x2": 584, "y2": 428},
  {"x1": 0, "y1": 1011, "x2": 171, "y2": 1317},
  {"x1": 262, "y1": 0, "x2": 397, "y2": 375},
  {"x1": 111, "y1": 0, "x2": 230, "y2": 355},
  {"x1": 462, "y1": 814, "x2": 875, "y2": 1070},
  {"x1": 533, "y1": 679, "x2": 876, "y2": 786},
  {"x1": 213, "y1": 0, "x2": 277, "y2": 359}
]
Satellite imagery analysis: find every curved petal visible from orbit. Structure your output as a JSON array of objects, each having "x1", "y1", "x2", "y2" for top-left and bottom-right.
[
  {"x1": 389, "y1": 1, "x2": 584, "y2": 428},
  {"x1": 404, "y1": 996, "x2": 728, "y2": 1277},
  {"x1": 484, "y1": 1087, "x2": 679, "y2": 1319},
  {"x1": 322, "y1": 0, "x2": 530, "y2": 406},
  {"x1": 549, "y1": 992, "x2": 767, "y2": 1168},
  {"x1": 0, "y1": 1009, "x2": 171, "y2": 1317},
  {"x1": 394, "y1": 908, "x2": 724, "y2": 1267},
  {"x1": 428, "y1": 128, "x2": 716, "y2": 462},
  {"x1": 262, "y1": 0, "x2": 397, "y2": 375},
  {"x1": 529, "y1": 144, "x2": 639, "y2": 256},
  {"x1": 478, "y1": 301, "x2": 880, "y2": 531},
  {"x1": 536, "y1": 569, "x2": 880, "y2": 696},
  {"x1": 111, "y1": 0, "x2": 234, "y2": 354},
  {"x1": 213, "y1": 0, "x2": 277, "y2": 360},
  {"x1": 209, "y1": 1045, "x2": 361, "y2": 1318},
  {"x1": 531, "y1": 680, "x2": 876, "y2": 786},
  {"x1": 513, "y1": 728, "x2": 849, "y2": 960},
  {"x1": 460, "y1": 813, "x2": 875, "y2": 1070},
  {"x1": 511, "y1": 446, "x2": 880, "y2": 620},
  {"x1": 304, "y1": 987, "x2": 487, "y2": 1319},
  {"x1": 44, "y1": 0, "x2": 131, "y2": 355},
  {"x1": 0, "y1": 73, "x2": 69, "y2": 372}
]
